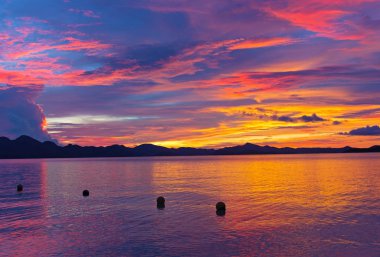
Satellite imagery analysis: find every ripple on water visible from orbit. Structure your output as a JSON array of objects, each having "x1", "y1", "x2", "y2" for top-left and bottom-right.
[{"x1": 0, "y1": 154, "x2": 379, "y2": 257}]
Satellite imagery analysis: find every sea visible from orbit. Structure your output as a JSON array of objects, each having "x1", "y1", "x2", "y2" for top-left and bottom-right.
[{"x1": 1, "y1": 153, "x2": 379, "y2": 256}]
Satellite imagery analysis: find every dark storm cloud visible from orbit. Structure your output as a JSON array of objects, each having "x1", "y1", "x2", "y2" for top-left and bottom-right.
[{"x1": 0, "y1": 85, "x2": 53, "y2": 141}]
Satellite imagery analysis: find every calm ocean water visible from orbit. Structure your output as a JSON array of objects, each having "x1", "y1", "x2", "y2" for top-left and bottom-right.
[{"x1": 0, "y1": 153, "x2": 379, "y2": 257}]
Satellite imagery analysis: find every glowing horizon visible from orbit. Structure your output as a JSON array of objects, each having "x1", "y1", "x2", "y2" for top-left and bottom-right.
[{"x1": 1, "y1": 0, "x2": 380, "y2": 148}]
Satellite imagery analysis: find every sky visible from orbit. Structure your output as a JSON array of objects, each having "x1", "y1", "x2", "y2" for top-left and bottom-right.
[{"x1": 1, "y1": 0, "x2": 380, "y2": 148}]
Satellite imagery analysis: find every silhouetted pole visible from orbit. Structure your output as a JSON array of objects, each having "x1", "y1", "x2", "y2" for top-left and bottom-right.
[
  {"x1": 157, "y1": 196, "x2": 165, "y2": 209},
  {"x1": 82, "y1": 190, "x2": 90, "y2": 197},
  {"x1": 17, "y1": 184, "x2": 23, "y2": 192},
  {"x1": 216, "y1": 202, "x2": 226, "y2": 216}
]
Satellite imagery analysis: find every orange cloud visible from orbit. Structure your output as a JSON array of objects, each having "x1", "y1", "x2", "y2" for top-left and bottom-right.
[{"x1": 229, "y1": 37, "x2": 297, "y2": 50}]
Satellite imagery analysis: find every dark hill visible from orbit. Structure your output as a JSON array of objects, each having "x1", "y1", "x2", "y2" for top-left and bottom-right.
[
  {"x1": 0, "y1": 135, "x2": 378, "y2": 159},
  {"x1": 346, "y1": 145, "x2": 380, "y2": 153}
]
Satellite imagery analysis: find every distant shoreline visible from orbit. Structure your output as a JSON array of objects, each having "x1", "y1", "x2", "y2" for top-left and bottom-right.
[
  {"x1": 1, "y1": 135, "x2": 379, "y2": 160},
  {"x1": 1, "y1": 151, "x2": 380, "y2": 161}
]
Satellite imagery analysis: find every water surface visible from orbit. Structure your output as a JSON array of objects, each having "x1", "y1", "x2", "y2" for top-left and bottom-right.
[{"x1": 1, "y1": 154, "x2": 379, "y2": 256}]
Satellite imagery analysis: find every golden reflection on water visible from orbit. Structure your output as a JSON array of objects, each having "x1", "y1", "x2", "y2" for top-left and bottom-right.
[
  {"x1": 1, "y1": 154, "x2": 379, "y2": 257},
  {"x1": 151, "y1": 154, "x2": 380, "y2": 230}
]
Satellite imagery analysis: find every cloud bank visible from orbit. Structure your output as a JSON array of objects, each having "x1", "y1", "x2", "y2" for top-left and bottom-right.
[
  {"x1": 0, "y1": 85, "x2": 53, "y2": 142},
  {"x1": 341, "y1": 125, "x2": 380, "y2": 136}
]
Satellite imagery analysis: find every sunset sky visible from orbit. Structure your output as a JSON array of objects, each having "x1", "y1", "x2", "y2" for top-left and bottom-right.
[{"x1": 1, "y1": 0, "x2": 380, "y2": 148}]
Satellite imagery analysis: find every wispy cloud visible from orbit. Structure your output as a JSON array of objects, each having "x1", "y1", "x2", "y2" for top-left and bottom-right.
[{"x1": 68, "y1": 8, "x2": 100, "y2": 18}]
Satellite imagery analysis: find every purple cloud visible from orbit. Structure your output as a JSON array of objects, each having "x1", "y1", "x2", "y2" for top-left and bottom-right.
[
  {"x1": 242, "y1": 111, "x2": 326, "y2": 123},
  {"x1": 299, "y1": 113, "x2": 325, "y2": 122},
  {"x1": 0, "y1": 85, "x2": 53, "y2": 142},
  {"x1": 341, "y1": 125, "x2": 380, "y2": 136}
]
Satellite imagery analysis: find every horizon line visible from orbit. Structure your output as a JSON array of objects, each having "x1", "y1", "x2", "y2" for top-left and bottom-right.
[{"x1": 2, "y1": 134, "x2": 379, "y2": 150}]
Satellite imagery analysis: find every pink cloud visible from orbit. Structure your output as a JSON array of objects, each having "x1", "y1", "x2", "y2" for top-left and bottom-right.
[
  {"x1": 68, "y1": 8, "x2": 100, "y2": 18},
  {"x1": 3, "y1": 35, "x2": 111, "y2": 59},
  {"x1": 265, "y1": 0, "x2": 380, "y2": 41}
]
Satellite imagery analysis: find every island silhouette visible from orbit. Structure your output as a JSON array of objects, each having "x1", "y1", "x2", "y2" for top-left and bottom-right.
[{"x1": 0, "y1": 135, "x2": 379, "y2": 159}]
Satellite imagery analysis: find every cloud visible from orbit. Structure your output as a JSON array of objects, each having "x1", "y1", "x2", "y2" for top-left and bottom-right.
[
  {"x1": 6, "y1": 37, "x2": 111, "y2": 60},
  {"x1": 243, "y1": 110, "x2": 326, "y2": 123},
  {"x1": 299, "y1": 113, "x2": 326, "y2": 122},
  {"x1": 332, "y1": 120, "x2": 342, "y2": 125},
  {"x1": 240, "y1": 107, "x2": 326, "y2": 124},
  {"x1": 273, "y1": 113, "x2": 326, "y2": 123},
  {"x1": 229, "y1": 37, "x2": 297, "y2": 50},
  {"x1": 266, "y1": 0, "x2": 380, "y2": 41},
  {"x1": 68, "y1": 9, "x2": 100, "y2": 18},
  {"x1": 338, "y1": 108, "x2": 380, "y2": 118},
  {"x1": 341, "y1": 125, "x2": 380, "y2": 136},
  {"x1": 0, "y1": 85, "x2": 54, "y2": 142},
  {"x1": 276, "y1": 115, "x2": 296, "y2": 122}
]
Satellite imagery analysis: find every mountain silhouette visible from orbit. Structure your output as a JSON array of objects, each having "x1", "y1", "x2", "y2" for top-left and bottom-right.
[{"x1": 0, "y1": 135, "x2": 378, "y2": 159}]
